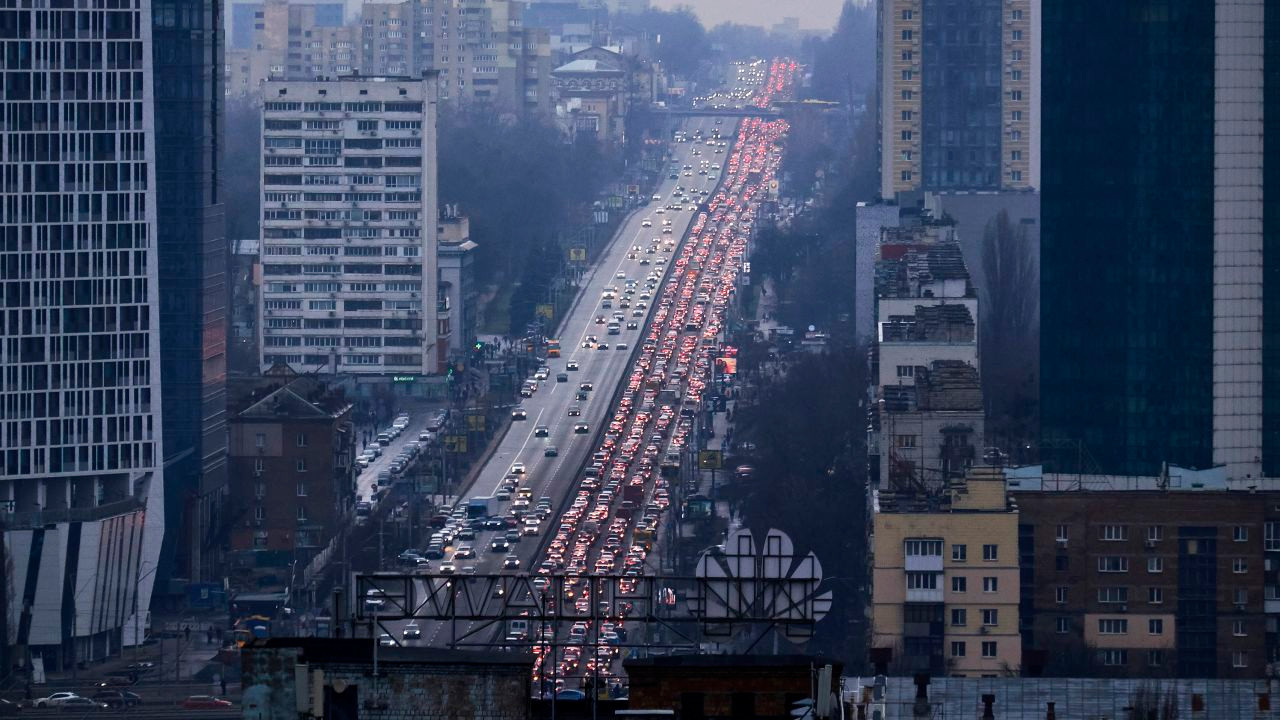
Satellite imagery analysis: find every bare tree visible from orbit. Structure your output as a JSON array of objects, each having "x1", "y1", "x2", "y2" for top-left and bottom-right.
[{"x1": 980, "y1": 209, "x2": 1039, "y2": 462}]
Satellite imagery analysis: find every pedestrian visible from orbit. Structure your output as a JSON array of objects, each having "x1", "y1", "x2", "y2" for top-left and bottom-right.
[
  {"x1": 207, "y1": 627, "x2": 214, "y2": 645},
  {"x1": 220, "y1": 676, "x2": 227, "y2": 696},
  {"x1": 183, "y1": 625, "x2": 190, "y2": 642}
]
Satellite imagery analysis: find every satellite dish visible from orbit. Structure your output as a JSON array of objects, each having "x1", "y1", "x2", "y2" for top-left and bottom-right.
[{"x1": 807, "y1": 324, "x2": 816, "y2": 332}]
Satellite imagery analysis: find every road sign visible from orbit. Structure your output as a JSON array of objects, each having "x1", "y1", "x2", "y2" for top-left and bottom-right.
[
  {"x1": 698, "y1": 450, "x2": 723, "y2": 470},
  {"x1": 593, "y1": 210, "x2": 609, "y2": 224},
  {"x1": 535, "y1": 304, "x2": 554, "y2": 321},
  {"x1": 627, "y1": 184, "x2": 640, "y2": 195},
  {"x1": 466, "y1": 413, "x2": 485, "y2": 432},
  {"x1": 568, "y1": 247, "x2": 587, "y2": 263},
  {"x1": 444, "y1": 435, "x2": 468, "y2": 453}
]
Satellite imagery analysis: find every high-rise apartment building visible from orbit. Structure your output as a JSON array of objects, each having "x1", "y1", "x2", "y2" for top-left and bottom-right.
[
  {"x1": 258, "y1": 75, "x2": 442, "y2": 378},
  {"x1": 878, "y1": 0, "x2": 1036, "y2": 198},
  {"x1": 362, "y1": 0, "x2": 550, "y2": 113},
  {"x1": 152, "y1": 0, "x2": 229, "y2": 588},
  {"x1": 0, "y1": 0, "x2": 166, "y2": 669},
  {"x1": 1040, "y1": 0, "x2": 1273, "y2": 479}
]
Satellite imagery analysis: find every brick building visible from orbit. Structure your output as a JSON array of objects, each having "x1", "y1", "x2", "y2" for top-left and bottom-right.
[
  {"x1": 1010, "y1": 468, "x2": 1276, "y2": 678},
  {"x1": 227, "y1": 377, "x2": 356, "y2": 587},
  {"x1": 623, "y1": 654, "x2": 842, "y2": 719}
]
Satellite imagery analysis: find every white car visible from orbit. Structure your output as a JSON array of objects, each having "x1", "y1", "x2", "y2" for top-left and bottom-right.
[
  {"x1": 641, "y1": 219, "x2": 652, "y2": 227},
  {"x1": 402, "y1": 622, "x2": 422, "y2": 639},
  {"x1": 35, "y1": 693, "x2": 82, "y2": 708}
]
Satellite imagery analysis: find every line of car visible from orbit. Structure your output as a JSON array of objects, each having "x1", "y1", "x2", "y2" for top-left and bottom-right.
[{"x1": 528, "y1": 60, "x2": 796, "y2": 690}]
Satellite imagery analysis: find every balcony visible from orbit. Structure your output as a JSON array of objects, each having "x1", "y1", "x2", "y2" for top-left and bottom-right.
[
  {"x1": 905, "y1": 554, "x2": 943, "y2": 573},
  {"x1": 906, "y1": 587, "x2": 943, "y2": 603}
]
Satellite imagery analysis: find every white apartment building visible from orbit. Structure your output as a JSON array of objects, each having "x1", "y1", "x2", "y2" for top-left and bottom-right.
[
  {"x1": 258, "y1": 74, "x2": 441, "y2": 378},
  {"x1": 0, "y1": 0, "x2": 166, "y2": 670}
]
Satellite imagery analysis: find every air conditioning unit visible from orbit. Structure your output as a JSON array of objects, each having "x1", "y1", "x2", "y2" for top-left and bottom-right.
[{"x1": 1144, "y1": 539, "x2": 1157, "y2": 549}]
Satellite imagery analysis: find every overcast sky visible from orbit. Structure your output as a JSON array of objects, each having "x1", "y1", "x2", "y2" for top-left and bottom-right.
[{"x1": 650, "y1": 0, "x2": 850, "y2": 31}]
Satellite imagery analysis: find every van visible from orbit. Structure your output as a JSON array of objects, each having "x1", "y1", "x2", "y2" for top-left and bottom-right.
[
  {"x1": 377, "y1": 432, "x2": 392, "y2": 446},
  {"x1": 607, "y1": 322, "x2": 621, "y2": 335}
]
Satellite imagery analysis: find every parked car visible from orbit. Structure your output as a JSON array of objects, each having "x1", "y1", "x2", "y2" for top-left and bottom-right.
[
  {"x1": 182, "y1": 695, "x2": 233, "y2": 710},
  {"x1": 59, "y1": 697, "x2": 108, "y2": 712},
  {"x1": 92, "y1": 690, "x2": 141, "y2": 708}
]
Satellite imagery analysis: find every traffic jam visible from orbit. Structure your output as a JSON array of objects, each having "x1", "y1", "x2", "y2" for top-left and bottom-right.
[{"x1": 529, "y1": 58, "x2": 798, "y2": 695}]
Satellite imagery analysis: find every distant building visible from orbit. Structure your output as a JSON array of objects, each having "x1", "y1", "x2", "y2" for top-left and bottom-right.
[
  {"x1": 871, "y1": 467, "x2": 1021, "y2": 676},
  {"x1": 553, "y1": 47, "x2": 630, "y2": 142},
  {"x1": 258, "y1": 74, "x2": 442, "y2": 380},
  {"x1": 226, "y1": 377, "x2": 356, "y2": 590},
  {"x1": 360, "y1": 0, "x2": 552, "y2": 115},
  {"x1": 1039, "y1": 0, "x2": 1273, "y2": 480},
  {"x1": 437, "y1": 208, "x2": 479, "y2": 360},
  {"x1": 854, "y1": 201, "x2": 902, "y2": 344},
  {"x1": 241, "y1": 640, "x2": 532, "y2": 719},
  {"x1": 877, "y1": 0, "x2": 1037, "y2": 197}
]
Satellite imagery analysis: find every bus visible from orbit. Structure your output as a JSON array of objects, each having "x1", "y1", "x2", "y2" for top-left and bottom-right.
[{"x1": 546, "y1": 339, "x2": 561, "y2": 358}]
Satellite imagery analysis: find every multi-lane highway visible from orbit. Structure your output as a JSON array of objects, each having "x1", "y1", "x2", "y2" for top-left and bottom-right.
[{"x1": 362, "y1": 60, "x2": 799, "y2": 693}]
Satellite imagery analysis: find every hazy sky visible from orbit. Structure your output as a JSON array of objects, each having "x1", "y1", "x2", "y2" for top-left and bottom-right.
[{"x1": 650, "y1": 0, "x2": 850, "y2": 31}]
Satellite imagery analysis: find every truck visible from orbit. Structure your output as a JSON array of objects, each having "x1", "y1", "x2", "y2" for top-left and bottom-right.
[
  {"x1": 467, "y1": 496, "x2": 499, "y2": 519},
  {"x1": 623, "y1": 482, "x2": 645, "y2": 504}
]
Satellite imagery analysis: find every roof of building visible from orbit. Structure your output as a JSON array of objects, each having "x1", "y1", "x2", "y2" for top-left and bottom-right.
[
  {"x1": 883, "y1": 360, "x2": 982, "y2": 412},
  {"x1": 553, "y1": 58, "x2": 625, "y2": 75},
  {"x1": 235, "y1": 377, "x2": 352, "y2": 421},
  {"x1": 880, "y1": 303, "x2": 975, "y2": 343},
  {"x1": 875, "y1": 241, "x2": 974, "y2": 300},
  {"x1": 624, "y1": 653, "x2": 842, "y2": 671}
]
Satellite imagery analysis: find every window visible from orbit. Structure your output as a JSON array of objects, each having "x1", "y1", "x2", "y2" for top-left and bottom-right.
[
  {"x1": 1234, "y1": 526, "x2": 1249, "y2": 542},
  {"x1": 982, "y1": 609, "x2": 998, "y2": 626},
  {"x1": 1098, "y1": 557, "x2": 1129, "y2": 573},
  {"x1": 901, "y1": 110, "x2": 913, "y2": 121},
  {"x1": 1148, "y1": 587, "x2": 1164, "y2": 605},
  {"x1": 1011, "y1": 9, "x2": 1023, "y2": 20},
  {"x1": 1055, "y1": 587, "x2": 1068, "y2": 604},
  {"x1": 1055, "y1": 617, "x2": 1070, "y2": 634},
  {"x1": 981, "y1": 641, "x2": 997, "y2": 658},
  {"x1": 255, "y1": 482, "x2": 265, "y2": 499},
  {"x1": 1147, "y1": 525, "x2": 1164, "y2": 542},
  {"x1": 1010, "y1": 69, "x2": 1022, "y2": 81},
  {"x1": 1055, "y1": 524, "x2": 1068, "y2": 541},
  {"x1": 1234, "y1": 558, "x2": 1248, "y2": 574},
  {"x1": 255, "y1": 433, "x2": 266, "y2": 448},
  {"x1": 901, "y1": 9, "x2": 913, "y2": 19},
  {"x1": 904, "y1": 539, "x2": 942, "y2": 556},
  {"x1": 297, "y1": 505, "x2": 308, "y2": 521},
  {"x1": 1147, "y1": 650, "x2": 1163, "y2": 667},
  {"x1": 254, "y1": 458, "x2": 264, "y2": 472},
  {"x1": 983, "y1": 577, "x2": 998, "y2": 593},
  {"x1": 952, "y1": 544, "x2": 967, "y2": 562},
  {"x1": 950, "y1": 641, "x2": 966, "y2": 658},
  {"x1": 297, "y1": 482, "x2": 307, "y2": 497},
  {"x1": 296, "y1": 458, "x2": 307, "y2": 473},
  {"x1": 1100, "y1": 525, "x2": 1128, "y2": 541},
  {"x1": 901, "y1": 29, "x2": 913, "y2": 40},
  {"x1": 1147, "y1": 557, "x2": 1164, "y2": 573},
  {"x1": 1010, "y1": 50, "x2": 1023, "y2": 62},
  {"x1": 1055, "y1": 555, "x2": 1069, "y2": 571},
  {"x1": 1011, "y1": 29, "x2": 1023, "y2": 41},
  {"x1": 1097, "y1": 587, "x2": 1128, "y2": 604},
  {"x1": 1234, "y1": 620, "x2": 1247, "y2": 637},
  {"x1": 894, "y1": 434, "x2": 917, "y2": 449},
  {"x1": 296, "y1": 433, "x2": 308, "y2": 447},
  {"x1": 900, "y1": 171, "x2": 912, "y2": 183},
  {"x1": 1098, "y1": 618, "x2": 1128, "y2": 635},
  {"x1": 1100, "y1": 650, "x2": 1128, "y2": 666},
  {"x1": 1233, "y1": 651, "x2": 1248, "y2": 668},
  {"x1": 1148, "y1": 619, "x2": 1163, "y2": 635},
  {"x1": 1266, "y1": 521, "x2": 1280, "y2": 551},
  {"x1": 983, "y1": 544, "x2": 998, "y2": 561},
  {"x1": 951, "y1": 608, "x2": 966, "y2": 627},
  {"x1": 952, "y1": 576, "x2": 967, "y2": 593},
  {"x1": 1235, "y1": 589, "x2": 1249, "y2": 606},
  {"x1": 901, "y1": 128, "x2": 912, "y2": 140},
  {"x1": 896, "y1": 365, "x2": 915, "y2": 378},
  {"x1": 254, "y1": 506, "x2": 265, "y2": 521},
  {"x1": 906, "y1": 572, "x2": 938, "y2": 590}
]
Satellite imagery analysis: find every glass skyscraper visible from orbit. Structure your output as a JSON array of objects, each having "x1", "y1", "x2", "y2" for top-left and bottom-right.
[
  {"x1": 1041, "y1": 0, "x2": 1270, "y2": 480},
  {"x1": 151, "y1": 0, "x2": 228, "y2": 586}
]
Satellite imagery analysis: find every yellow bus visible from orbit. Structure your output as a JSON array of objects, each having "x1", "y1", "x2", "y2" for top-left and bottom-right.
[{"x1": 546, "y1": 339, "x2": 561, "y2": 358}]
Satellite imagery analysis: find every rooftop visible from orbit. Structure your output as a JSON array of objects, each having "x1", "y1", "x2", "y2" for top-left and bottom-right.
[
  {"x1": 880, "y1": 303, "x2": 975, "y2": 343},
  {"x1": 250, "y1": 638, "x2": 534, "y2": 667},
  {"x1": 875, "y1": 241, "x2": 974, "y2": 299},
  {"x1": 883, "y1": 360, "x2": 982, "y2": 412},
  {"x1": 234, "y1": 377, "x2": 353, "y2": 421}
]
